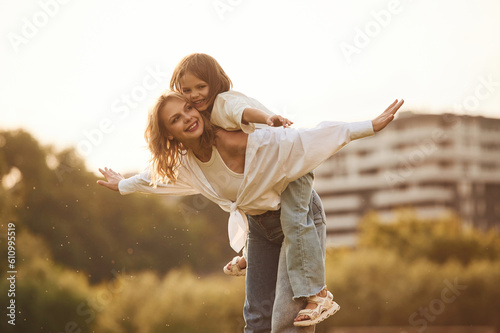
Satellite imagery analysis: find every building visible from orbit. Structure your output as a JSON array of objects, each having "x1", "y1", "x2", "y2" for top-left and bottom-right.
[{"x1": 313, "y1": 112, "x2": 500, "y2": 247}]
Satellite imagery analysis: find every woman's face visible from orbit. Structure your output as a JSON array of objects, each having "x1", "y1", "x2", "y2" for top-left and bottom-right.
[
  {"x1": 179, "y1": 72, "x2": 210, "y2": 112},
  {"x1": 160, "y1": 97, "x2": 204, "y2": 145}
]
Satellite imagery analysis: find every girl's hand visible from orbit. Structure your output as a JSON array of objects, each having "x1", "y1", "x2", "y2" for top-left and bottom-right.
[
  {"x1": 372, "y1": 99, "x2": 404, "y2": 132},
  {"x1": 266, "y1": 115, "x2": 293, "y2": 128},
  {"x1": 97, "y1": 167, "x2": 124, "y2": 191}
]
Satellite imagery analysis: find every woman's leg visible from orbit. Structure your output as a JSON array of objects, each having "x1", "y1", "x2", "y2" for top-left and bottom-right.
[
  {"x1": 281, "y1": 172, "x2": 326, "y2": 298},
  {"x1": 272, "y1": 190, "x2": 327, "y2": 332},
  {"x1": 244, "y1": 211, "x2": 283, "y2": 333}
]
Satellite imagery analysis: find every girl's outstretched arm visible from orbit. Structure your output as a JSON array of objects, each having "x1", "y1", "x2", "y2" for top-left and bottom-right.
[
  {"x1": 97, "y1": 167, "x2": 124, "y2": 191},
  {"x1": 242, "y1": 107, "x2": 293, "y2": 128},
  {"x1": 372, "y1": 99, "x2": 404, "y2": 132}
]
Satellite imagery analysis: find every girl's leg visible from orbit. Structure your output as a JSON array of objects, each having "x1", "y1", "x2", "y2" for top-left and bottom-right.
[
  {"x1": 272, "y1": 190, "x2": 327, "y2": 332},
  {"x1": 281, "y1": 172, "x2": 326, "y2": 298}
]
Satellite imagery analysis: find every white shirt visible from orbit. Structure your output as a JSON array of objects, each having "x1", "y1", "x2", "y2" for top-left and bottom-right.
[
  {"x1": 210, "y1": 90, "x2": 274, "y2": 133},
  {"x1": 119, "y1": 91, "x2": 375, "y2": 252}
]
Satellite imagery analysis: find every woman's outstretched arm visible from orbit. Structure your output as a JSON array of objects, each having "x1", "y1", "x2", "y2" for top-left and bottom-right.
[
  {"x1": 244, "y1": 98, "x2": 405, "y2": 192},
  {"x1": 372, "y1": 99, "x2": 404, "y2": 132},
  {"x1": 97, "y1": 166, "x2": 200, "y2": 196},
  {"x1": 97, "y1": 167, "x2": 123, "y2": 191}
]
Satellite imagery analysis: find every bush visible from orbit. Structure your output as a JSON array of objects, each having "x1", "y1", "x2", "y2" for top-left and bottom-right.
[
  {"x1": 94, "y1": 268, "x2": 246, "y2": 333},
  {"x1": 0, "y1": 231, "x2": 98, "y2": 332},
  {"x1": 324, "y1": 248, "x2": 500, "y2": 330},
  {"x1": 358, "y1": 209, "x2": 500, "y2": 264}
]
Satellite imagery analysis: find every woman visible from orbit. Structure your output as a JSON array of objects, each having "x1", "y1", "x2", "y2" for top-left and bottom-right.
[{"x1": 98, "y1": 91, "x2": 404, "y2": 331}]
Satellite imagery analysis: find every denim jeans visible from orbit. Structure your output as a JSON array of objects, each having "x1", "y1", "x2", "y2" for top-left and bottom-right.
[
  {"x1": 244, "y1": 190, "x2": 327, "y2": 333},
  {"x1": 281, "y1": 172, "x2": 326, "y2": 299}
]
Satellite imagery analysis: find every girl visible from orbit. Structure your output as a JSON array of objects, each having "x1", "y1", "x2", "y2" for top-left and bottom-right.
[
  {"x1": 169, "y1": 53, "x2": 330, "y2": 325},
  {"x1": 98, "y1": 90, "x2": 404, "y2": 330}
]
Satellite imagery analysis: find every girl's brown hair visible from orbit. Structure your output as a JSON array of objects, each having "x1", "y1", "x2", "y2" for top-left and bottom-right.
[
  {"x1": 170, "y1": 53, "x2": 233, "y2": 113},
  {"x1": 145, "y1": 91, "x2": 216, "y2": 185}
]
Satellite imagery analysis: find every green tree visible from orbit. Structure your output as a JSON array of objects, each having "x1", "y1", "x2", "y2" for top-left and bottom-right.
[
  {"x1": 358, "y1": 208, "x2": 500, "y2": 264},
  {"x1": 0, "y1": 130, "x2": 234, "y2": 284}
]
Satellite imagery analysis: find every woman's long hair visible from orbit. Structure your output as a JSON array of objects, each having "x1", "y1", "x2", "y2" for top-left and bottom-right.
[
  {"x1": 170, "y1": 53, "x2": 233, "y2": 113},
  {"x1": 145, "y1": 91, "x2": 216, "y2": 185}
]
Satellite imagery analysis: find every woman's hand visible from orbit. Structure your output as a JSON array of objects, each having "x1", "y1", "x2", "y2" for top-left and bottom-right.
[
  {"x1": 266, "y1": 115, "x2": 293, "y2": 128},
  {"x1": 97, "y1": 167, "x2": 124, "y2": 191},
  {"x1": 372, "y1": 99, "x2": 404, "y2": 132}
]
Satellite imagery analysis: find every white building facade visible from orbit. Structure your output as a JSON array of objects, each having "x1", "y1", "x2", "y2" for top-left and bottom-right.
[{"x1": 313, "y1": 112, "x2": 500, "y2": 247}]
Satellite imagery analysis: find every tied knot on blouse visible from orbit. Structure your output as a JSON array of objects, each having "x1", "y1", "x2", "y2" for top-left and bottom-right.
[{"x1": 228, "y1": 202, "x2": 248, "y2": 252}]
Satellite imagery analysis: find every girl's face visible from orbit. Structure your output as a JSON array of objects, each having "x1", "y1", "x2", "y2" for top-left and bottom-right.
[
  {"x1": 160, "y1": 97, "x2": 204, "y2": 145},
  {"x1": 179, "y1": 72, "x2": 211, "y2": 112}
]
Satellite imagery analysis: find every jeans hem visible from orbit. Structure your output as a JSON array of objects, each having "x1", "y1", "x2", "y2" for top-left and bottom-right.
[{"x1": 291, "y1": 284, "x2": 327, "y2": 300}]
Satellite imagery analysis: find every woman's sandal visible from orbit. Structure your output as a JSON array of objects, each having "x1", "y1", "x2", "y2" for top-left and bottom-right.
[
  {"x1": 223, "y1": 256, "x2": 246, "y2": 277},
  {"x1": 293, "y1": 291, "x2": 340, "y2": 327}
]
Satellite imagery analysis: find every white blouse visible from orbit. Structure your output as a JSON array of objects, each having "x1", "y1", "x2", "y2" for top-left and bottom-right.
[{"x1": 119, "y1": 91, "x2": 375, "y2": 252}]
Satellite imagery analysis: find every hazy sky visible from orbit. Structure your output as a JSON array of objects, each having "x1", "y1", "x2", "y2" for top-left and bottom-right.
[{"x1": 1, "y1": 0, "x2": 499, "y2": 173}]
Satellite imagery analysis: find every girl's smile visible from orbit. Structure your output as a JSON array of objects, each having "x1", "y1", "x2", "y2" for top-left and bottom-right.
[{"x1": 180, "y1": 72, "x2": 210, "y2": 112}]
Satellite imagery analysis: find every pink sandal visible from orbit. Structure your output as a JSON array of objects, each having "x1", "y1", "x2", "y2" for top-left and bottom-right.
[{"x1": 293, "y1": 291, "x2": 340, "y2": 327}]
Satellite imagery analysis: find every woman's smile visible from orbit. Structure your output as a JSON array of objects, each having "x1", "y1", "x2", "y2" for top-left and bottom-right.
[
  {"x1": 161, "y1": 98, "x2": 204, "y2": 143},
  {"x1": 186, "y1": 121, "x2": 199, "y2": 132}
]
